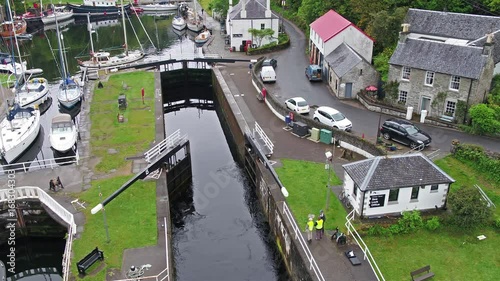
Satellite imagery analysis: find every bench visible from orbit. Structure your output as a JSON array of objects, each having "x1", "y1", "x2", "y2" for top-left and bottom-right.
[
  {"x1": 410, "y1": 265, "x2": 435, "y2": 281},
  {"x1": 77, "y1": 247, "x2": 104, "y2": 275},
  {"x1": 439, "y1": 115, "x2": 454, "y2": 122}
]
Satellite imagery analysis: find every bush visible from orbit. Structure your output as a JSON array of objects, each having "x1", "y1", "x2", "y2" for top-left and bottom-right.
[
  {"x1": 448, "y1": 186, "x2": 493, "y2": 229},
  {"x1": 367, "y1": 224, "x2": 391, "y2": 236},
  {"x1": 425, "y1": 216, "x2": 440, "y2": 231},
  {"x1": 397, "y1": 210, "x2": 423, "y2": 234},
  {"x1": 388, "y1": 224, "x2": 401, "y2": 235},
  {"x1": 453, "y1": 144, "x2": 500, "y2": 184},
  {"x1": 494, "y1": 217, "x2": 500, "y2": 229},
  {"x1": 468, "y1": 103, "x2": 500, "y2": 135}
]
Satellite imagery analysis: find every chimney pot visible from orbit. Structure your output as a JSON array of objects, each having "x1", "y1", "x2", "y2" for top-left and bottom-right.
[
  {"x1": 486, "y1": 33, "x2": 494, "y2": 44},
  {"x1": 401, "y1": 23, "x2": 410, "y2": 33}
]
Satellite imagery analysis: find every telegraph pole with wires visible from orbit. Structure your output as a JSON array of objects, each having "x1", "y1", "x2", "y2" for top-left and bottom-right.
[
  {"x1": 325, "y1": 149, "x2": 334, "y2": 211},
  {"x1": 98, "y1": 185, "x2": 111, "y2": 243}
]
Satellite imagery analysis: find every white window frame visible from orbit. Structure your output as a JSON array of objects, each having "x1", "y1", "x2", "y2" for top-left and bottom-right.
[
  {"x1": 425, "y1": 71, "x2": 435, "y2": 86},
  {"x1": 445, "y1": 100, "x2": 457, "y2": 116},
  {"x1": 398, "y1": 90, "x2": 408, "y2": 103},
  {"x1": 401, "y1": 66, "x2": 411, "y2": 80},
  {"x1": 449, "y1": 76, "x2": 460, "y2": 91}
]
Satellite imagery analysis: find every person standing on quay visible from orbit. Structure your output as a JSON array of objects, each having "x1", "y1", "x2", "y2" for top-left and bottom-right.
[
  {"x1": 305, "y1": 215, "x2": 315, "y2": 244},
  {"x1": 315, "y1": 216, "x2": 324, "y2": 240},
  {"x1": 319, "y1": 210, "x2": 326, "y2": 238}
]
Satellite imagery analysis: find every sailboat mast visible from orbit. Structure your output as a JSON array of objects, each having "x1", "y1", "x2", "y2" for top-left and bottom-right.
[
  {"x1": 121, "y1": 0, "x2": 128, "y2": 56},
  {"x1": 54, "y1": 6, "x2": 67, "y2": 81},
  {"x1": 87, "y1": 13, "x2": 95, "y2": 55},
  {"x1": 6, "y1": 0, "x2": 25, "y2": 83}
]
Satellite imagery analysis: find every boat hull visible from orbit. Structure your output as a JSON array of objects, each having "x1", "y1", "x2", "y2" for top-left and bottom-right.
[
  {"x1": 41, "y1": 11, "x2": 74, "y2": 24},
  {"x1": 78, "y1": 51, "x2": 145, "y2": 69},
  {"x1": 1, "y1": 110, "x2": 41, "y2": 164},
  {"x1": 16, "y1": 79, "x2": 50, "y2": 109},
  {"x1": 172, "y1": 16, "x2": 186, "y2": 30},
  {"x1": 1, "y1": 20, "x2": 28, "y2": 38},
  {"x1": 50, "y1": 129, "x2": 77, "y2": 153},
  {"x1": 139, "y1": 4, "x2": 178, "y2": 12},
  {"x1": 67, "y1": 4, "x2": 131, "y2": 16}
]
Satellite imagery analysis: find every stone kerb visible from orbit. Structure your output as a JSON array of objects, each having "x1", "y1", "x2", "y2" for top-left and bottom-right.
[{"x1": 251, "y1": 59, "x2": 385, "y2": 157}]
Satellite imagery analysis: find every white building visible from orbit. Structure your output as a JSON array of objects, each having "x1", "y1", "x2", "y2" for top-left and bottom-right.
[
  {"x1": 226, "y1": 0, "x2": 279, "y2": 52},
  {"x1": 342, "y1": 153, "x2": 455, "y2": 218}
]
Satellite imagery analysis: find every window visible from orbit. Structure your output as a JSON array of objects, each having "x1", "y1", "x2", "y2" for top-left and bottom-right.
[
  {"x1": 398, "y1": 91, "x2": 408, "y2": 103},
  {"x1": 411, "y1": 186, "x2": 419, "y2": 200},
  {"x1": 353, "y1": 184, "x2": 358, "y2": 197},
  {"x1": 359, "y1": 69, "x2": 363, "y2": 76},
  {"x1": 425, "y1": 71, "x2": 435, "y2": 86},
  {"x1": 401, "y1": 66, "x2": 411, "y2": 80},
  {"x1": 450, "y1": 76, "x2": 460, "y2": 90},
  {"x1": 431, "y1": 184, "x2": 439, "y2": 191},
  {"x1": 445, "y1": 100, "x2": 456, "y2": 116},
  {"x1": 260, "y1": 24, "x2": 265, "y2": 30},
  {"x1": 388, "y1": 189, "x2": 399, "y2": 202}
]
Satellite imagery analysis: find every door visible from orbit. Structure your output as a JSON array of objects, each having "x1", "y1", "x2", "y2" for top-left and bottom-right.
[
  {"x1": 421, "y1": 96, "x2": 431, "y2": 112},
  {"x1": 345, "y1": 83, "x2": 353, "y2": 98}
]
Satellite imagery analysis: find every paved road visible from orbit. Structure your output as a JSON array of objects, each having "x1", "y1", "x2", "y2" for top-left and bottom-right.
[{"x1": 264, "y1": 19, "x2": 500, "y2": 154}]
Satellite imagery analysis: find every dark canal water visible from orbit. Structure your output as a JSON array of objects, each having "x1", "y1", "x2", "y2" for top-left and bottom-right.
[{"x1": 166, "y1": 87, "x2": 288, "y2": 280}]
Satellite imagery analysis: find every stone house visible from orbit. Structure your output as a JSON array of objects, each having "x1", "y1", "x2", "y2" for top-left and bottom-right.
[
  {"x1": 309, "y1": 10, "x2": 378, "y2": 99},
  {"x1": 226, "y1": 0, "x2": 279, "y2": 52},
  {"x1": 388, "y1": 9, "x2": 500, "y2": 122},
  {"x1": 342, "y1": 153, "x2": 455, "y2": 218}
]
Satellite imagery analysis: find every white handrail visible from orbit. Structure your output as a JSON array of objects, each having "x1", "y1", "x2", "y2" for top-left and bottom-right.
[
  {"x1": 282, "y1": 202, "x2": 326, "y2": 281},
  {"x1": 62, "y1": 224, "x2": 74, "y2": 281},
  {"x1": 0, "y1": 154, "x2": 80, "y2": 174},
  {"x1": 144, "y1": 129, "x2": 188, "y2": 163},
  {"x1": 254, "y1": 122, "x2": 274, "y2": 154},
  {"x1": 344, "y1": 210, "x2": 385, "y2": 281}
]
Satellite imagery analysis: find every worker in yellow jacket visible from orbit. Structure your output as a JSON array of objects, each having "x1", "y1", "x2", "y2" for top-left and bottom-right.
[
  {"x1": 305, "y1": 216, "x2": 314, "y2": 243},
  {"x1": 315, "y1": 217, "x2": 324, "y2": 240}
]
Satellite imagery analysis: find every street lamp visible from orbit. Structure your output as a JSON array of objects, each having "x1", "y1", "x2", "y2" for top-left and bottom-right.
[{"x1": 325, "y1": 150, "x2": 333, "y2": 211}]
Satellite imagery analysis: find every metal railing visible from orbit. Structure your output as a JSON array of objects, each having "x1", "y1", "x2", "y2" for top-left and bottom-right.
[
  {"x1": 345, "y1": 210, "x2": 385, "y2": 281},
  {"x1": 0, "y1": 153, "x2": 80, "y2": 174},
  {"x1": 282, "y1": 202, "x2": 325, "y2": 281},
  {"x1": 62, "y1": 224, "x2": 75, "y2": 281},
  {"x1": 474, "y1": 184, "x2": 496, "y2": 208},
  {"x1": 0, "y1": 186, "x2": 77, "y2": 233},
  {"x1": 144, "y1": 129, "x2": 187, "y2": 163},
  {"x1": 254, "y1": 122, "x2": 274, "y2": 155}
]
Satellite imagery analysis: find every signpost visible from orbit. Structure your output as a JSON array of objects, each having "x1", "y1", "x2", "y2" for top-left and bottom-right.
[{"x1": 369, "y1": 194, "x2": 386, "y2": 208}]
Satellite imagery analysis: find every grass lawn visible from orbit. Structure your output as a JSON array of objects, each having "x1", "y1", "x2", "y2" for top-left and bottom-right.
[
  {"x1": 71, "y1": 176, "x2": 157, "y2": 279},
  {"x1": 70, "y1": 71, "x2": 158, "y2": 279},
  {"x1": 90, "y1": 71, "x2": 155, "y2": 173},
  {"x1": 0, "y1": 74, "x2": 16, "y2": 88},
  {"x1": 363, "y1": 155, "x2": 499, "y2": 281},
  {"x1": 275, "y1": 159, "x2": 347, "y2": 232}
]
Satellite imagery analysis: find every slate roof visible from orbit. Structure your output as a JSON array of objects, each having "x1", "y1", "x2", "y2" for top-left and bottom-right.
[
  {"x1": 389, "y1": 38, "x2": 487, "y2": 79},
  {"x1": 342, "y1": 153, "x2": 455, "y2": 191},
  {"x1": 228, "y1": 0, "x2": 279, "y2": 20},
  {"x1": 405, "y1": 8, "x2": 500, "y2": 40},
  {"x1": 324, "y1": 43, "x2": 362, "y2": 77}
]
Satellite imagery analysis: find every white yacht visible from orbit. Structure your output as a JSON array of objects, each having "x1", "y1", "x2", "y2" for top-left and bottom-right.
[
  {"x1": 194, "y1": 29, "x2": 210, "y2": 45},
  {"x1": 49, "y1": 113, "x2": 77, "y2": 153},
  {"x1": 58, "y1": 78, "x2": 83, "y2": 108},
  {"x1": 15, "y1": 77, "x2": 50, "y2": 109},
  {"x1": 172, "y1": 15, "x2": 186, "y2": 30},
  {"x1": 0, "y1": 104, "x2": 41, "y2": 164}
]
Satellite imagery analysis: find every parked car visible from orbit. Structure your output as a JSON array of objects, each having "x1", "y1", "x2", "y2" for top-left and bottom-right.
[
  {"x1": 380, "y1": 118, "x2": 432, "y2": 150},
  {"x1": 262, "y1": 58, "x2": 277, "y2": 69},
  {"x1": 313, "y1": 106, "x2": 352, "y2": 131},
  {"x1": 285, "y1": 97, "x2": 310, "y2": 114},
  {"x1": 305, "y1": 65, "x2": 322, "y2": 81},
  {"x1": 260, "y1": 65, "x2": 276, "y2": 83}
]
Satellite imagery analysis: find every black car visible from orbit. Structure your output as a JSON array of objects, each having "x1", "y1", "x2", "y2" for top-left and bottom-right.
[
  {"x1": 380, "y1": 118, "x2": 432, "y2": 150},
  {"x1": 262, "y1": 58, "x2": 277, "y2": 69}
]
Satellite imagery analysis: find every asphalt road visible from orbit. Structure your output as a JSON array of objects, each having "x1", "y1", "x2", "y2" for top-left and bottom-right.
[{"x1": 264, "y1": 19, "x2": 500, "y2": 154}]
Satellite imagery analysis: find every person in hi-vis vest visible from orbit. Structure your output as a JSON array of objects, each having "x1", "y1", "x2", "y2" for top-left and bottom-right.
[
  {"x1": 305, "y1": 215, "x2": 315, "y2": 244},
  {"x1": 315, "y1": 217, "x2": 324, "y2": 240}
]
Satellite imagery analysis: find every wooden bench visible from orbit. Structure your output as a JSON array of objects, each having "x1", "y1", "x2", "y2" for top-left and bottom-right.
[
  {"x1": 439, "y1": 115, "x2": 454, "y2": 122},
  {"x1": 410, "y1": 265, "x2": 435, "y2": 281},
  {"x1": 77, "y1": 247, "x2": 104, "y2": 275}
]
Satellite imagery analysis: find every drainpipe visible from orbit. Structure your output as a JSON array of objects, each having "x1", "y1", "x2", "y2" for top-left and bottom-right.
[
  {"x1": 464, "y1": 78, "x2": 473, "y2": 124},
  {"x1": 360, "y1": 190, "x2": 365, "y2": 218}
]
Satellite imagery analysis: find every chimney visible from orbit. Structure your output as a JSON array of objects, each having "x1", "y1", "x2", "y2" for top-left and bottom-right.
[
  {"x1": 399, "y1": 23, "x2": 410, "y2": 43},
  {"x1": 482, "y1": 33, "x2": 494, "y2": 56},
  {"x1": 240, "y1": 0, "x2": 247, "y2": 18},
  {"x1": 265, "y1": 0, "x2": 271, "y2": 18}
]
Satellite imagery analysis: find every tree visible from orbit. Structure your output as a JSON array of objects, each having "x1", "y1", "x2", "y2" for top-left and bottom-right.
[
  {"x1": 373, "y1": 46, "x2": 395, "y2": 82},
  {"x1": 297, "y1": 0, "x2": 327, "y2": 27},
  {"x1": 366, "y1": 7, "x2": 408, "y2": 54},
  {"x1": 448, "y1": 186, "x2": 493, "y2": 229},
  {"x1": 468, "y1": 103, "x2": 500, "y2": 135},
  {"x1": 248, "y1": 28, "x2": 275, "y2": 47}
]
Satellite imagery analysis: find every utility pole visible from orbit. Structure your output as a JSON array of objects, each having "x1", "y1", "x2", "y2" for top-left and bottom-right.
[{"x1": 325, "y1": 149, "x2": 333, "y2": 211}]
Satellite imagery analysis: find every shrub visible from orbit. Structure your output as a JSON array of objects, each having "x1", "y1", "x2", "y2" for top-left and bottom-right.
[
  {"x1": 453, "y1": 144, "x2": 500, "y2": 184},
  {"x1": 367, "y1": 224, "x2": 391, "y2": 236},
  {"x1": 397, "y1": 210, "x2": 424, "y2": 234},
  {"x1": 468, "y1": 103, "x2": 500, "y2": 135},
  {"x1": 388, "y1": 224, "x2": 401, "y2": 235},
  {"x1": 494, "y1": 217, "x2": 500, "y2": 229},
  {"x1": 425, "y1": 216, "x2": 440, "y2": 231},
  {"x1": 448, "y1": 186, "x2": 493, "y2": 229}
]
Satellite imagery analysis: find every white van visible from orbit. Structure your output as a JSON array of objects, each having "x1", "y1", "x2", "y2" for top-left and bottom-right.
[{"x1": 260, "y1": 66, "x2": 276, "y2": 83}]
